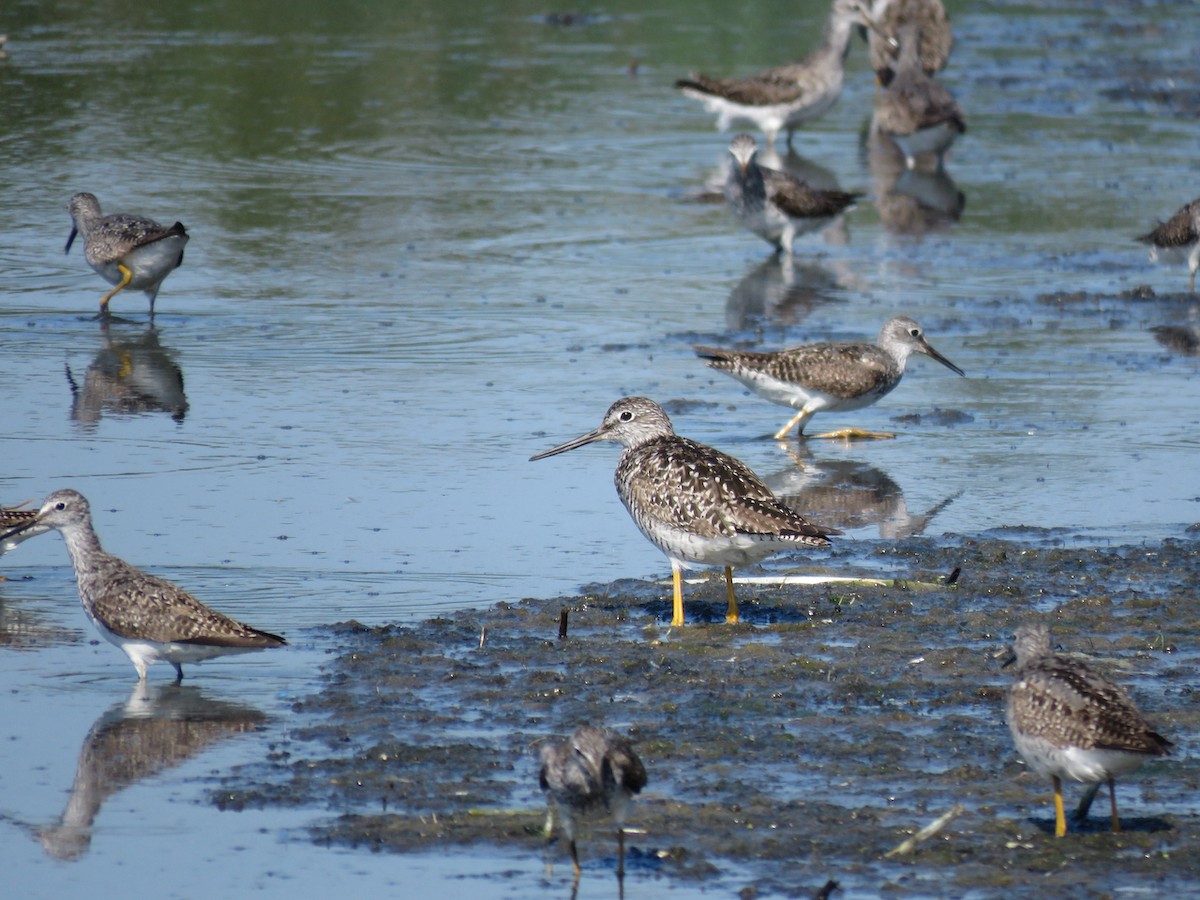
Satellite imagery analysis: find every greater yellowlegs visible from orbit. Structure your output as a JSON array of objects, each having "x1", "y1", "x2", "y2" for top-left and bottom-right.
[
  {"x1": 870, "y1": 24, "x2": 964, "y2": 169},
  {"x1": 8, "y1": 489, "x2": 286, "y2": 680},
  {"x1": 539, "y1": 725, "x2": 647, "y2": 879},
  {"x1": 724, "y1": 133, "x2": 862, "y2": 254},
  {"x1": 65, "y1": 192, "x2": 189, "y2": 317},
  {"x1": 676, "y1": 0, "x2": 888, "y2": 148},
  {"x1": 1003, "y1": 623, "x2": 1171, "y2": 838},
  {"x1": 695, "y1": 316, "x2": 964, "y2": 440},
  {"x1": 1, "y1": 505, "x2": 45, "y2": 555},
  {"x1": 530, "y1": 397, "x2": 835, "y2": 626},
  {"x1": 865, "y1": 0, "x2": 952, "y2": 82},
  {"x1": 1137, "y1": 197, "x2": 1200, "y2": 293}
]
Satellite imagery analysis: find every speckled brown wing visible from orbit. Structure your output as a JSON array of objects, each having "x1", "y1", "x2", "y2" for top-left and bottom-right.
[
  {"x1": 85, "y1": 215, "x2": 187, "y2": 265},
  {"x1": 1009, "y1": 656, "x2": 1172, "y2": 755},
  {"x1": 769, "y1": 344, "x2": 898, "y2": 400},
  {"x1": 78, "y1": 557, "x2": 284, "y2": 648},
  {"x1": 889, "y1": 73, "x2": 965, "y2": 133},
  {"x1": 676, "y1": 67, "x2": 810, "y2": 106},
  {"x1": 602, "y1": 737, "x2": 648, "y2": 795},
  {"x1": 1, "y1": 507, "x2": 37, "y2": 535},
  {"x1": 871, "y1": 0, "x2": 953, "y2": 79},
  {"x1": 762, "y1": 170, "x2": 861, "y2": 218},
  {"x1": 617, "y1": 436, "x2": 832, "y2": 543},
  {"x1": 1139, "y1": 200, "x2": 1200, "y2": 248}
]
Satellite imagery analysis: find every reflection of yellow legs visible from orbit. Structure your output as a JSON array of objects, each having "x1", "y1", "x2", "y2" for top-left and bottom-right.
[
  {"x1": 724, "y1": 567, "x2": 738, "y2": 624},
  {"x1": 99, "y1": 263, "x2": 133, "y2": 314},
  {"x1": 1052, "y1": 775, "x2": 1067, "y2": 837}
]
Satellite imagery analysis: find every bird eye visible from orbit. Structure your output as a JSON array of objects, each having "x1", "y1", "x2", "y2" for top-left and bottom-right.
[
  {"x1": 619, "y1": 411, "x2": 634, "y2": 422},
  {"x1": 909, "y1": 328, "x2": 920, "y2": 338},
  {"x1": 55, "y1": 502, "x2": 66, "y2": 510}
]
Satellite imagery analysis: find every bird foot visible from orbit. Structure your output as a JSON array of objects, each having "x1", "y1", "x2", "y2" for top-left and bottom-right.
[{"x1": 810, "y1": 428, "x2": 897, "y2": 441}]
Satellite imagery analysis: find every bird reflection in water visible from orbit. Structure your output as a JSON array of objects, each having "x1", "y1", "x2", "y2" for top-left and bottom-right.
[
  {"x1": 22, "y1": 682, "x2": 264, "y2": 860},
  {"x1": 66, "y1": 321, "x2": 188, "y2": 427},
  {"x1": 1151, "y1": 306, "x2": 1200, "y2": 356},
  {"x1": 764, "y1": 446, "x2": 958, "y2": 539},
  {"x1": 864, "y1": 123, "x2": 964, "y2": 236},
  {"x1": 724, "y1": 255, "x2": 864, "y2": 331}
]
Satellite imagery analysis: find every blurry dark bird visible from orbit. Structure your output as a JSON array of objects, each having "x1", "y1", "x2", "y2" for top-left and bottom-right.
[
  {"x1": 1137, "y1": 197, "x2": 1200, "y2": 293},
  {"x1": 539, "y1": 725, "x2": 647, "y2": 878}
]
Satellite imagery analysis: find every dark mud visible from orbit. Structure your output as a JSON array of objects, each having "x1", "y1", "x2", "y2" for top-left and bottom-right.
[{"x1": 213, "y1": 535, "x2": 1200, "y2": 897}]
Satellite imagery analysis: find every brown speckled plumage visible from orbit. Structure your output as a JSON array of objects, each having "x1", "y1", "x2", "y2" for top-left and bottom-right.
[
  {"x1": 1138, "y1": 198, "x2": 1200, "y2": 292},
  {"x1": 868, "y1": 0, "x2": 952, "y2": 82},
  {"x1": 10, "y1": 489, "x2": 285, "y2": 679},
  {"x1": 539, "y1": 725, "x2": 647, "y2": 877},
  {"x1": 725, "y1": 134, "x2": 860, "y2": 254},
  {"x1": 676, "y1": 0, "x2": 880, "y2": 147},
  {"x1": 1004, "y1": 623, "x2": 1171, "y2": 836},
  {"x1": 872, "y1": 24, "x2": 964, "y2": 167},
  {"x1": 531, "y1": 397, "x2": 834, "y2": 625},
  {"x1": 1, "y1": 505, "x2": 44, "y2": 554},
  {"x1": 696, "y1": 316, "x2": 964, "y2": 438},
  {"x1": 66, "y1": 192, "x2": 189, "y2": 316}
]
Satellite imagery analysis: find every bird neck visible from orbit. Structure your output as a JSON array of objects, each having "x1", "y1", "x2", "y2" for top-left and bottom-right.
[
  {"x1": 59, "y1": 522, "x2": 105, "y2": 575},
  {"x1": 824, "y1": 14, "x2": 858, "y2": 63}
]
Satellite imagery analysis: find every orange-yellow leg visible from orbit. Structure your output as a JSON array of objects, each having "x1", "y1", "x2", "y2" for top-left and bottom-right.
[
  {"x1": 1108, "y1": 777, "x2": 1120, "y2": 833},
  {"x1": 99, "y1": 263, "x2": 133, "y2": 313},
  {"x1": 670, "y1": 561, "x2": 685, "y2": 627},
  {"x1": 774, "y1": 409, "x2": 813, "y2": 441},
  {"x1": 569, "y1": 838, "x2": 581, "y2": 876},
  {"x1": 616, "y1": 828, "x2": 626, "y2": 878},
  {"x1": 1052, "y1": 775, "x2": 1067, "y2": 838},
  {"x1": 724, "y1": 566, "x2": 739, "y2": 624}
]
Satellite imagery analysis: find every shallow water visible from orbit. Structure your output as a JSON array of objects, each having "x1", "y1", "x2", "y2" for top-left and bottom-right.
[{"x1": 1, "y1": 0, "x2": 1198, "y2": 896}]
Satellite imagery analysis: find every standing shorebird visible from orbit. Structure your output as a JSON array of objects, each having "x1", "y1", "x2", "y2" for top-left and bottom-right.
[
  {"x1": 530, "y1": 397, "x2": 835, "y2": 627},
  {"x1": 1003, "y1": 623, "x2": 1172, "y2": 837},
  {"x1": 865, "y1": 0, "x2": 952, "y2": 83},
  {"x1": 695, "y1": 316, "x2": 964, "y2": 440},
  {"x1": 1137, "y1": 197, "x2": 1200, "y2": 293},
  {"x1": 724, "y1": 133, "x2": 862, "y2": 254},
  {"x1": 870, "y1": 24, "x2": 965, "y2": 170},
  {"x1": 676, "y1": 0, "x2": 889, "y2": 148},
  {"x1": 539, "y1": 725, "x2": 647, "y2": 880},
  {"x1": 65, "y1": 192, "x2": 189, "y2": 317},
  {"x1": 7, "y1": 489, "x2": 286, "y2": 680}
]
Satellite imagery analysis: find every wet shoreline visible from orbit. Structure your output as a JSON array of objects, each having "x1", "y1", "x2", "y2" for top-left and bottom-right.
[{"x1": 214, "y1": 534, "x2": 1200, "y2": 896}]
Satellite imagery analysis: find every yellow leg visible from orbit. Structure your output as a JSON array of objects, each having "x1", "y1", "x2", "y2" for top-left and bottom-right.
[
  {"x1": 1053, "y1": 776, "x2": 1067, "y2": 838},
  {"x1": 670, "y1": 561, "x2": 685, "y2": 627},
  {"x1": 811, "y1": 427, "x2": 896, "y2": 441},
  {"x1": 100, "y1": 263, "x2": 133, "y2": 313},
  {"x1": 1108, "y1": 777, "x2": 1120, "y2": 833},
  {"x1": 724, "y1": 566, "x2": 739, "y2": 624},
  {"x1": 773, "y1": 409, "x2": 812, "y2": 440},
  {"x1": 569, "y1": 838, "x2": 581, "y2": 876}
]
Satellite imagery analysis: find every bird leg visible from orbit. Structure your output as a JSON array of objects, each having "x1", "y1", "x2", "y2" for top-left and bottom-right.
[
  {"x1": 774, "y1": 409, "x2": 813, "y2": 440},
  {"x1": 617, "y1": 827, "x2": 626, "y2": 878},
  {"x1": 100, "y1": 263, "x2": 134, "y2": 313},
  {"x1": 810, "y1": 427, "x2": 897, "y2": 441},
  {"x1": 723, "y1": 566, "x2": 739, "y2": 624},
  {"x1": 670, "y1": 561, "x2": 685, "y2": 627},
  {"x1": 569, "y1": 838, "x2": 581, "y2": 876},
  {"x1": 1052, "y1": 775, "x2": 1067, "y2": 838}
]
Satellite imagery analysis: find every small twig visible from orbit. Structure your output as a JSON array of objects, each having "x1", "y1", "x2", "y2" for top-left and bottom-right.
[
  {"x1": 478, "y1": 626, "x2": 487, "y2": 649},
  {"x1": 813, "y1": 878, "x2": 840, "y2": 900},
  {"x1": 558, "y1": 607, "x2": 569, "y2": 640},
  {"x1": 884, "y1": 804, "x2": 965, "y2": 858},
  {"x1": 945, "y1": 566, "x2": 961, "y2": 586}
]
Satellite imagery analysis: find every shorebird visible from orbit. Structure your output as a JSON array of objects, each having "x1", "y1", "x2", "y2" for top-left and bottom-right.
[
  {"x1": 539, "y1": 725, "x2": 647, "y2": 879},
  {"x1": 695, "y1": 316, "x2": 964, "y2": 440},
  {"x1": 7, "y1": 489, "x2": 286, "y2": 680},
  {"x1": 1, "y1": 505, "x2": 46, "y2": 555},
  {"x1": 724, "y1": 133, "x2": 862, "y2": 254},
  {"x1": 865, "y1": 0, "x2": 952, "y2": 83},
  {"x1": 530, "y1": 397, "x2": 835, "y2": 626},
  {"x1": 1137, "y1": 197, "x2": 1200, "y2": 293},
  {"x1": 65, "y1": 192, "x2": 189, "y2": 317},
  {"x1": 870, "y1": 24, "x2": 965, "y2": 169},
  {"x1": 1003, "y1": 623, "x2": 1171, "y2": 837},
  {"x1": 676, "y1": 0, "x2": 889, "y2": 148}
]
